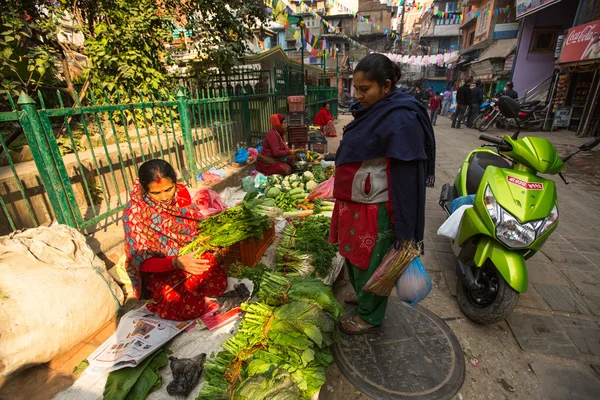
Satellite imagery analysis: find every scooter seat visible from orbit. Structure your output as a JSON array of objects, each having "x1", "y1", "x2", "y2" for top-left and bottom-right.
[
  {"x1": 520, "y1": 100, "x2": 540, "y2": 107},
  {"x1": 466, "y1": 152, "x2": 511, "y2": 194}
]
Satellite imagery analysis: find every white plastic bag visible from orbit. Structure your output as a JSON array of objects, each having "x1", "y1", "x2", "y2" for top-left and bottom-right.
[
  {"x1": 396, "y1": 257, "x2": 432, "y2": 306},
  {"x1": 437, "y1": 204, "x2": 472, "y2": 240}
]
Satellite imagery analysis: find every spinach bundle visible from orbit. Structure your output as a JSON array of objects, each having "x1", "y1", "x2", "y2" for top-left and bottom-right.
[{"x1": 293, "y1": 217, "x2": 337, "y2": 278}]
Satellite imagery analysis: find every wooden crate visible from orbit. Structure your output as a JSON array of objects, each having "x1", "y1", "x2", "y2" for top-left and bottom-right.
[{"x1": 218, "y1": 225, "x2": 275, "y2": 267}]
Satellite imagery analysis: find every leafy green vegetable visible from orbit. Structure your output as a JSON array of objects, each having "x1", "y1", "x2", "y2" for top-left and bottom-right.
[
  {"x1": 293, "y1": 217, "x2": 337, "y2": 277},
  {"x1": 227, "y1": 262, "x2": 268, "y2": 295},
  {"x1": 310, "y1": 165, "x2": 327, "y2": 183},
  {"x1": 104, "y1": 348, "x2": 171, "y2": 400},
  {"x1": 72, "y1": 359, "x2": 89, "y2": 375},
  {"x1": 235, "y1": 368, "x2": 303, "y2": 400}
]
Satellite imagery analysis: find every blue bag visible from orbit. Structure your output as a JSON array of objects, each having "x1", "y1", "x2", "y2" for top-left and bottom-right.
[
  {"x1": 235, "y1": 148, "x2": 249, "y2": 163},
  {"x1": 396, "y1": 257, "x2": 432, "y2": 306},
  {"x1": 450, "y1": 194, "x2": 475, "y2": 214}
]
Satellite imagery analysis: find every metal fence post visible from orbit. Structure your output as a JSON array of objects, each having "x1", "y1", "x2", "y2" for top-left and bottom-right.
[
  {"x1": 175, "y1": 88, "x2": 198, "y2": 179},
  {"x1": 240, "y1": 89, "x2": 252, "y2": 145},
  {"x1": 17, "y1": 92, "x2": 78, "y2": 228}
]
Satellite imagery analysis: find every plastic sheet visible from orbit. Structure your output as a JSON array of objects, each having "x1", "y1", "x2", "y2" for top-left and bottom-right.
[{"x1": 307, "y1": 177, "x2": 334, "y2": 201}]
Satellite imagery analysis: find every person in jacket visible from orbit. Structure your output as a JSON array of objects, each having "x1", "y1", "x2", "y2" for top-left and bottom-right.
[
  {"x1": 468, "y1": 80, "x2": 484, "y2": 128},
  {"x1": 256, "y1": 114, "x2": 299, "y2": 176},
  {"x1": 495, "y1": 81, "x2": 518, "y2": 100},
  {"x1": 441, "y1": 88, "x2": 452, "y2": 116},
  {"x1": 421, "y1": 87, "x2": 432, "y2": 108},
  {"x1": 313, "y1": 103, "x2": 338, "y2": 137},
  {"x1": 452, "y1": 79, "x2": 471, "y2": 129},
  {"x1": 123, "y1": 159, "x2": 228, "y2": 321},
  {"x1": 330, "y1": 53, "x2": 435, "y2": 335},
  {"x1": 429, "y1": 92, "x2": 442, "y2": 126}
]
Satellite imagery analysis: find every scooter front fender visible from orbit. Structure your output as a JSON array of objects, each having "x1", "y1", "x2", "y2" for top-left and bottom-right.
[{"x1": 473, "y1": 237, "x2": 528, "y2": 293}]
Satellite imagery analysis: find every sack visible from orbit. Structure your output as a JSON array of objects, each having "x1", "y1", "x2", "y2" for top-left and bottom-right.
[
  {"x1": 437, "y1": 204, "x2": 472, "y2": 240},
  {"x1": 396, "y1": 257, "x2": 432, "y2": 306},
  {"x1": 0, "y1": 225, "x2": 124, "y2": 377},
  {"x1": 307, "y1": 177, "x2": 334, "y2": 201}
]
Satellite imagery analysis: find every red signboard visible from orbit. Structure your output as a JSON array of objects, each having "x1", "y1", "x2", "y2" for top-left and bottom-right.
[
  {"x1": 559, "y1": 19, "x2": 600, "y2": 64},
  {"x1": 507, "y1": 176, "x2": 544, "y2": 190}
]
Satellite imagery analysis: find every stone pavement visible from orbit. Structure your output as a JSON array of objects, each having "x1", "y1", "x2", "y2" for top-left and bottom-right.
[{"x1": 325, "y1": 113, "x2": 600, "y2": 399}]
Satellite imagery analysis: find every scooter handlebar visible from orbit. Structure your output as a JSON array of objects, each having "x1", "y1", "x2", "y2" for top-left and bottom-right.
[{"x1": 479, "y1": 135, "x2": 513, "y2": 152}]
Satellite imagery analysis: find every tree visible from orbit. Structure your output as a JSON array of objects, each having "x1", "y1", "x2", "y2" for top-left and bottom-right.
[{"x1": 0, "y1": 0, "x2": 268, "y2": 102}]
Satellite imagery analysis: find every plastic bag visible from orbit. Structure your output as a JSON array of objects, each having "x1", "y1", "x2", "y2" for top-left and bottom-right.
[
  {"x1": 254, "y1": 173, "x2": 268, "y2": 189},
  {"x1": 242, "y1": 176, "x2": 257, "y2": 193},
  {"x1": 192, "y1": 189, "x2": 228, "y2": 217},
  {"x1": 437, "y1": 204, "x2": 472, "y2": 240},
  {"x1": 450, "y1": 194, "x2": 475, "y2": 214},
  {"x1": 362, "y1": 243, "x2": 419, "y2": 296},
  {"x1": 396, "y1": 257, "x2": 432, "y2": 306},
  {"x1": 307, "y1": 176, "x2": 334, "y2": 201},
  {"x1": 235, "y1": 148, "x2": 249, "y2": 163},
  {"x1": 201, "y1": 170, "x2": 221, "y2": 184},
  {"x1": 248, "y1": 147, "x2": 258, "y2": 159}
]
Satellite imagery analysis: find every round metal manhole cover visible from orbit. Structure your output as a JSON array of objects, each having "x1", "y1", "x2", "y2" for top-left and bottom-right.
[{"x1": 333, "y1": 298, "x2": 465, "y2": 400}]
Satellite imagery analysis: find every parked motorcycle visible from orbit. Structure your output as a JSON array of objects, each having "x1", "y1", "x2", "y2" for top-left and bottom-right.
[
  {"x1": 471, "y1": 98, "x2": 496, "y2": 129},
  {"x1": 439, "y1": 96, "x2": 600, "y2": 324},
  {"x1": 479, "y1": 99, "x2": 545, "y2": 132}
]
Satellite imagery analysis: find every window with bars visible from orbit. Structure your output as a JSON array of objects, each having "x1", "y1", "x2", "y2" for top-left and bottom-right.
[{"x1": 476, "y1": 2, "x2": 490, "y2": 36}]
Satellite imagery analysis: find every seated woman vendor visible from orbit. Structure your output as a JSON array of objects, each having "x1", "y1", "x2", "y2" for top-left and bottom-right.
[
  {"x1": 257, "y1": 114, "x2": 300, "y2": 176},
  {"x1": 123, "y1": 159, "x2": 227, "y2": 321},
  {"x1": 313, "y1": 103, "x2": 337, "y2": 137}
]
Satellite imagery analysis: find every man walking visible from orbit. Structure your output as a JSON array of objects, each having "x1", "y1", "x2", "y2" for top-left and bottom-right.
[
  {"x1": 429, "y1": 92, "x2": 442, "y2": 126},
  {"x1": 468, "y1": 80, "x2": 484, "y2": 128},
  {"x1": 441, "y1": 88, "x2": 452, "y2": 116},
  {"x1": 452, "y1": 79, "x2": 471, "y2": 129}
]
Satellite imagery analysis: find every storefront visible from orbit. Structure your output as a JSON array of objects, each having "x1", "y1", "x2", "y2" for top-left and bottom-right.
[
  {"x1": 468, "y1": 39, "x2": 518, "y2": 99},
  {"x1": 550, "y1": 19, "x2": 600, "y2": 137}
]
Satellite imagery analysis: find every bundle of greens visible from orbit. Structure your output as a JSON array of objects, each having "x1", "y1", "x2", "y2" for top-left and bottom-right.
[
  {"x1": 197, "y1": 292, "x2": 342, "y2": 400},
  {"x1": 293, "y1": 217, "x2": 337, "y2": 277},
  {"x1": 104, "y1": 347, "x2": 171, "y2": 400},
  {"x1": 227, "y1": 262, "x2": 268, "y2": 295},
  {"x1": 258, "y1": 272, "x2": 344, "y2": 320},
  {"x1": 310, "y1": 164, "x2": 327, "y2": 183},
  {"x1": 180, "y1": 192, "x2": 272, "y2": 256},
  {"x1": 276, "y1": 248, "x2": 314, "y2": 276}
]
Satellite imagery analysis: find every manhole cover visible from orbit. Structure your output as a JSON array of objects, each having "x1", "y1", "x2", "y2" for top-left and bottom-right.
[{"x1": 333, "y1": 298, "x2": 465, "y2": 400}]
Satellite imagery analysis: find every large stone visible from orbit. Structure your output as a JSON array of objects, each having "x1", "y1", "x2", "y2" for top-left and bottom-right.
[
  {"x1": 530, "y1": 361, "x2": 600, "y2": 400},
  {"x1": 527, "y1": 262, "x2": 570, "y2": 286},
  {"x1": 541, "y1": 249, "x2": 597, "y2": 271},
  {"x1": 535, "y1": 284, "x2": 594, "y2": 314},
  {"x1": 517, "y1": 285, "x2": 550, "y2": 310},
  {"x1": 554, "y1": 315, "x2": 600, "y2": 356},
  {"x1": 506, "y1": 312, "x2": 579, "y2": 357}
]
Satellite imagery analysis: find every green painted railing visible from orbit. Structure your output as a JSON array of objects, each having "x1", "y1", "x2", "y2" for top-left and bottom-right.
[{"x1": 0, "y1": 83, "x2": 338, "y2": 235}]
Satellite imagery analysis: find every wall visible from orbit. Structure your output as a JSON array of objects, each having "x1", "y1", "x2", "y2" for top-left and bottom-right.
[{"x1": 512, "y1": 0, "x2": 578, "y2": 95}]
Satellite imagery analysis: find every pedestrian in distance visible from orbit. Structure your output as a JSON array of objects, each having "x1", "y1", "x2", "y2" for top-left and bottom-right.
[
  {"x1": 414, "y1": 87, "x2": 422, "y2": 102},
  {"x1": 468, "y1": 80, "x2": 484, "y2": 128},
  {"x1": 429, "y1": 92, "x2": 442, "y2": 126},
  {"x1": 495, "y1": 81, "x2": 518, "y2": 100},
  {"x1": 330, "y1": 53, "x2": 435, "y2": 335},
  {"x1": 441, "y1": 88, "x2": 452, "y2": 116},
  {"x1": 452, "y1": 78, "x2": 471, "y2": 129},
  {"x1": 421, "y1": 86, "x2": 431, "y2": 109}
]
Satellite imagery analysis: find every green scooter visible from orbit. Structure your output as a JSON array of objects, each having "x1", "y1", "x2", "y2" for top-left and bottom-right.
[{"x1": 439, "y1": 96, "x2": 600, "y2": 324}]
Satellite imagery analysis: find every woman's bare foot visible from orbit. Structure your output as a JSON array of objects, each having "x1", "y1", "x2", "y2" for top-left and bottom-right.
[{"x1": 344, "y1": 294, "x2": 358, "y2": 305}]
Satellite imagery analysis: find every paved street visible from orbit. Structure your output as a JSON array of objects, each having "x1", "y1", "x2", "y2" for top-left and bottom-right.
[{"x1": 325, "y1": 112, "x2": 600, "y2": 400}]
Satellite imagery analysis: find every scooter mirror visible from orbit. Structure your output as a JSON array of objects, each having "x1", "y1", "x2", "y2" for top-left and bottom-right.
[{"x1": 580, "y1": 137, "x2": 600, "y2": 151}]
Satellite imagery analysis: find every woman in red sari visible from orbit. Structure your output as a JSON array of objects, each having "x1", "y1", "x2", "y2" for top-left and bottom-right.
[
  {"x1": 313, "y1": 103, "x2": 337, "y2": 137},
  {"x1": 257, "y1": 114, "x2": 298, "y2": 176},
  {"x1": 123, "y1": 159, "x2": 228, "y2": 321}
]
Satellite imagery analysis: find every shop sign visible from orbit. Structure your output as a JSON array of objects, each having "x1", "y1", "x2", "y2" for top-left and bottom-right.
[
  {"x1": 504, "y1": 55, "x2": 515, "y2": 71},
  {"x1": 552, "y1": 105, "x2": 572, "y2": 128},
  {"x1": 554, "y1": 35, "x2": 565, "y2": 58},
  {"x1": 493, "y1": 23, "x2": 519, "y2": 40},
  {"x1": 559, "y1": 19, "x2": 600, "y2": 63},
  {"x1": 516, "y1": 0, "x2": 562, "y2": 20}
]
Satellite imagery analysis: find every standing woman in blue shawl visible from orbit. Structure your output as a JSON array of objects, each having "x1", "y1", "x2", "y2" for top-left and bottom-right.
[{"x1": 329, "y1": 54, "x2": 436, "y2": 335}]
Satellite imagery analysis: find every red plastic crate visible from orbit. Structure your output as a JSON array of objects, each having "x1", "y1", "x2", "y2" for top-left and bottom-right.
[
  {"x1": 287, "y1": 96, "x2": 305, "y2": 112},
  {"x1": 218, "y1": 225, "x2": 275, "y2": 267},
  {"x1": 288, "y1": 126, "x2": 308, "y2": 143}
]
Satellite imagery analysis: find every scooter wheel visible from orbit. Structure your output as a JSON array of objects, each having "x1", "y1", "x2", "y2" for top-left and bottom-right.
[{"x1": 456, "y1": 262, "x2": 519, "y2": 325}]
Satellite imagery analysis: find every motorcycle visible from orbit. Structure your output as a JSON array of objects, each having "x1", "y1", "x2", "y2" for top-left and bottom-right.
[
  {"x1": 479, "y1": 99, "x2": 546, "y2": 132},
  {"x1": 471, "y1": 98, "x2": 496, "y2": 129},
  {"x1": 438, "y1": 96, "x2": 600, "y2": 324}
]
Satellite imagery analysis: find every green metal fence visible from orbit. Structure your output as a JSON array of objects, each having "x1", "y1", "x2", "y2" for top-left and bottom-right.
[{"x1": 0, "y1": 82, "x2": 339, "y2": 235}]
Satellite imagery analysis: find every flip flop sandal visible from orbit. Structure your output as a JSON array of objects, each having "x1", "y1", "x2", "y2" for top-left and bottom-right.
[
  {"x1": 344, "y1": 295, "x2": 359, "y2": 305},
  {"x1": 339, "y1": 317, "x2": 381, "y2": 335}
]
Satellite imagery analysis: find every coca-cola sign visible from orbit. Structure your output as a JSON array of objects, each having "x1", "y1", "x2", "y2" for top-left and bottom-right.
[{"x1": 559, "y1": 19, "x2": 600, "y2": 64}]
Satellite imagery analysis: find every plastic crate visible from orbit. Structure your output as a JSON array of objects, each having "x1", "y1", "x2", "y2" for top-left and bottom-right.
[
  {"x1": 309, "y1": 135, "x2": 328, "y2": 154},
  {"x1": 218, "y1": 225, "x2": 275, "y2": 267},
  {"x1": 287, "y1": 112, "x2": 306, "y2": 126},
  {"x1": 288, "y1": 126, "x2": 308, "y2": 143},
  {"x1": 287, "y1": 96, "x2": 305, "y2": 112}
]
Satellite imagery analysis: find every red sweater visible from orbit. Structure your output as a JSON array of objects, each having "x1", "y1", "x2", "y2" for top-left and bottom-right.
[
  {"x1": 260, "y1": 129, "x2": 293, "y2": 159},
  {"x1": 429, "y1": 96, "x2": 442, "y2": 110}
]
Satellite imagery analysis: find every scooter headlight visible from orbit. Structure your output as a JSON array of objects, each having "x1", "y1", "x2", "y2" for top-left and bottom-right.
[
  {"x1": 484, "y1": 186, "x2": 538, "y2": 248},
  {"x1": 538, "y1": 205, "x2": 559, "y2": 236}
]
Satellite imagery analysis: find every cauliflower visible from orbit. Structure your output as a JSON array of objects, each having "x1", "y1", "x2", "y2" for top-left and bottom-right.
[
  {"x1": 281, "y1": 181, "x2": 292, "y2": 191},
  {"x1": 305, "y1": 180, "x2": 318, "y2": 191},
  {"x1": 302, "y1": 171, "x2": 315, "y2": 181}
]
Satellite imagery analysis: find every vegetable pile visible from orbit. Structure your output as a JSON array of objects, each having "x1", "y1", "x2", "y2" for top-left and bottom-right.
[
  {"x1": 179, "y1": 192, "x2": 272, "y2": 256},
  {"x1": 276, "y1": 216, "x2": 337, "y2": 278},
  {"x1": 197, "y1": 272, "x2": 343, "y2": 400}
]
